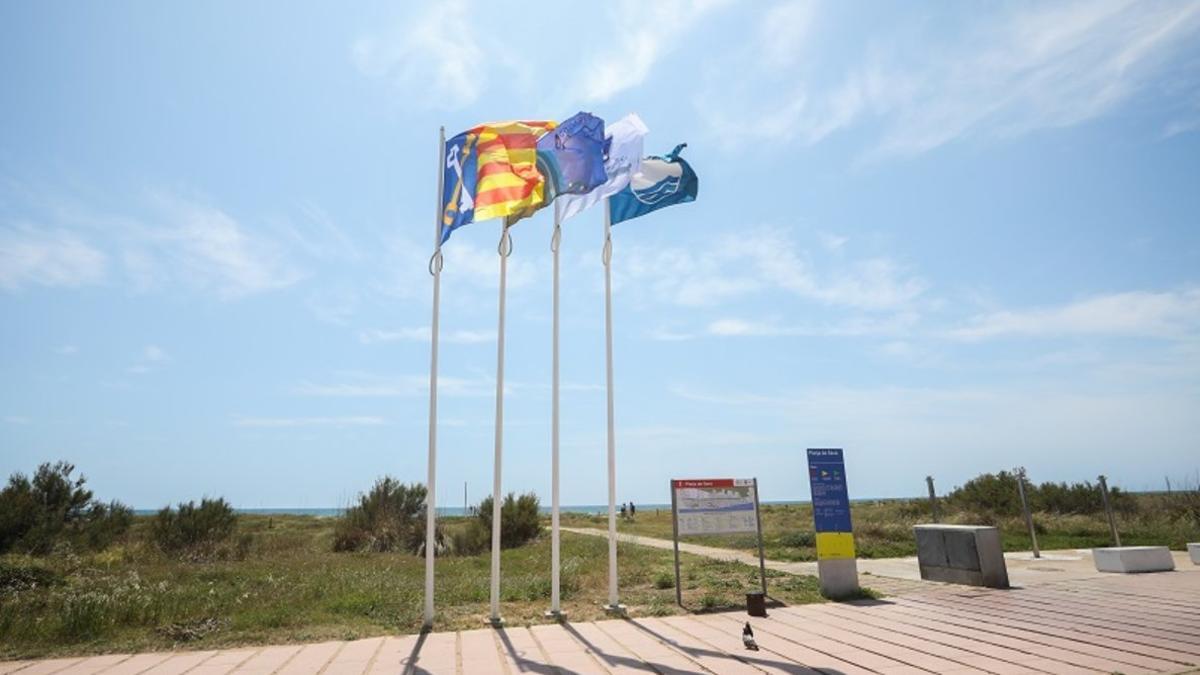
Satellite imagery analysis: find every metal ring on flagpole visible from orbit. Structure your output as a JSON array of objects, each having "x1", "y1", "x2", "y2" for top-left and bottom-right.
[
  {"x1": 551, "y1": 225, "x2": 561, "y2": 253},
  {"x1": 602, "y1": 236, "x2": 612, "y2": 266},
  {"x1": 428, "y1": 249, "x2": 443, "y2": 276},
  {"x1": 499, "y1": 228, "x2": 513, "y2": 257}
]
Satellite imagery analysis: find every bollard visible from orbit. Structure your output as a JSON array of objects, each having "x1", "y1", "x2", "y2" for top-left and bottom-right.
[
  {"x1": 926, "y1": 475, "x2": 940, "y2": 523},
  {"x1": 1098, "y1": 475, "x2": 1121, "y2": 547},
  {"x1": 1015, "y1": 467, "x2": 1040, "y2": 558}
]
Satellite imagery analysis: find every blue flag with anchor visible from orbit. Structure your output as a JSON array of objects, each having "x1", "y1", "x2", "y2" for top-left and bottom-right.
[{"x1": 609, "y1": 143, "x2": 698, "y2": 225}]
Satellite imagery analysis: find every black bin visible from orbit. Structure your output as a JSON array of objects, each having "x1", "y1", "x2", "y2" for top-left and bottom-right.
[{"x1": 746, "y1": 591, "x2": 767, "y2": 617}]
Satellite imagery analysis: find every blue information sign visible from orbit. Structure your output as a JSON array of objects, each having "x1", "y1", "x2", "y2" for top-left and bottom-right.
[{"x1": 807, "y1": 448, "x2": 852, "y2": 533}]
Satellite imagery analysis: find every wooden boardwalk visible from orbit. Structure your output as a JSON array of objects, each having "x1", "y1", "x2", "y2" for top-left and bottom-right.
[{"x1": 3, "y1": 568, "x2": 1198, "y2": 675}]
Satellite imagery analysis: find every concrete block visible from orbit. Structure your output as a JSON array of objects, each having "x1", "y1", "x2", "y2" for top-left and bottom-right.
[
  {"x1": 914, "y1": 524, "x2": 1009, "y2": 588},
  {"x1": 817, "y1": 558, "x2": 859, "y2": 599},
  {"x1": 1190, "y1": 543, "x2": 1199, "y2": 565},
  {"x1": 1093, "y1": 546, "x2": 1175, "y2": 573}
]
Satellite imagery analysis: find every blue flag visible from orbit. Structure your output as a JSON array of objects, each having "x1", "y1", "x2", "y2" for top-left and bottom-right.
[
  {"x1": 440, "y1": 130, "x2": 478, "y2": 243},
  {"x1": 504, "y1": 112, "x2": 608, "y2": 226},
  {"x1": 609, "y1": 143, "x2": 698, "y2": 225}
]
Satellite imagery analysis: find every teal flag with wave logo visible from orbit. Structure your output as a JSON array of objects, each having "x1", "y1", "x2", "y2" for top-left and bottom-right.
[{"x1": 609, "y1": 143, "x2": 697, "y2": 225}]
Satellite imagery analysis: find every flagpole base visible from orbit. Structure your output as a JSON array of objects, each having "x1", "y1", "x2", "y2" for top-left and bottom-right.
[
  {"x1": 487, "y1": 616, "x2": 505, "y2": 628},
  {"x1": 603, "y1": 604, "x2": 626, "y2": 616},
  {"x1": 543, "y1": 610, "x2": 567, "y2": 621}
]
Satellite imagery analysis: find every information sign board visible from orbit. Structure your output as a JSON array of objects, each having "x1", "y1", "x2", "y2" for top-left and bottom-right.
[
  {"x1": 671, "y1": 478, "x2": 758, "y2": 535},
  {"x1": 806, "y1": 448, "x2": 855, "y2": 560}
]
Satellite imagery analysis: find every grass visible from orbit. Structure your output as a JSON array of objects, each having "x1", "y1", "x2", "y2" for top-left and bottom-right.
[
  {"x1": 561, "y1": 493, "x2": 1200, "y2": 562},
  {"x1": 0, "y1": 514, "x2": 824, "y2": 660}
]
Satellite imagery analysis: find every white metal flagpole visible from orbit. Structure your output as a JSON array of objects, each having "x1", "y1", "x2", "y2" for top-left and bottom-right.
[
  {"x1": 489, "y1": 222, "x2": 511, "y2": 625},
  {"x1": 548, "y1": 202, "x2": 563, "y2": 618},
  {"x1": 602, "y1": 198, "x2": 623, "y2": 613},
  {"x1": 423, "y1": 126, "x2": 446, "y2": 628}
]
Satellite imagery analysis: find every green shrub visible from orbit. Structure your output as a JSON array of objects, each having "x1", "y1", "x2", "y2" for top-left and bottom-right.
[
  {"x1": 476, "y1": 492, "x2": 541, "y2": 549},
  {"x1": 948, "y1": 471, "x2": 1137, "y2": 516},
  {"x1": 653, "y1": 570, "x2": 675, "y2": 589},
  {"x1": 779, "y1": 531, "x2": 815, "y2": 548},
  {"x1": 0, "y1": 561, "x2": 64, "y2": 591},
  {"x1": 947, "y1": 471, "x2": 1023, "y2": 515},
  {"x1": 0, "y1": 461, "x2": 132, "y2": 555},
  {"x1": 150, "y1": 498, "x2": 238, "y2": 558},
  {"x1": 449, "y1": 519, "x2": 489, "y2": 556},
  {"x1": 332, "y1": 477, "x2": 443, "y2": 554}
]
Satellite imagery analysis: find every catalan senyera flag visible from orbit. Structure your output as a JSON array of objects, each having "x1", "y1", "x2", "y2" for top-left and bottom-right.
[{"x1": 474, "y1": 121, "x2": 556, "y2": 223}]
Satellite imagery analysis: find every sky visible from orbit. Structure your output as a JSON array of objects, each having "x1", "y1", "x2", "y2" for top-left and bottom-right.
[{"x1": 2, "y1": 1, "x2": 1199, "y2": 509}]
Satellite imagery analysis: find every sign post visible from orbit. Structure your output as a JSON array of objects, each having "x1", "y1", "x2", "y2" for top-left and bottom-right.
[
  {"x1": 806, "y1": 449, "x2": 859, "y2": 598},
  {"x1": 669, "y1": 478, "x2": 765, "y2": 606}
]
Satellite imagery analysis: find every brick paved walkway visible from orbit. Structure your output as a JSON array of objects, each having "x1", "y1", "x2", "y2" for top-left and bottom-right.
[{"x1": 3, "y1": 566, "x2": 1198, "y2": 674}]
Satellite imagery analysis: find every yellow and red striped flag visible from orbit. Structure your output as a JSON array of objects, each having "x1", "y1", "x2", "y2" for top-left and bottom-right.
[{"x1": 471, "y1": 120, "x2": 556, "y2": 223}]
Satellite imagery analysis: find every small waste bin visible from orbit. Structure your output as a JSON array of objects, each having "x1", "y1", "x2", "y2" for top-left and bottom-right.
[{"x1": 746, "y1": 591, "x2": 767, "y2": 617}]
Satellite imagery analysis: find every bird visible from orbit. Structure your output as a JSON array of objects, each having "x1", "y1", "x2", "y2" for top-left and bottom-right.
[{"x1": 742, "y1": 622, "x2": 758, "y2": 651}]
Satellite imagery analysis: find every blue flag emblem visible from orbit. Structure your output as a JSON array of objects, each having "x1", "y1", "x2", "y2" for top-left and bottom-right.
[
  {"x1": 610, "y1": 144, "x2": 697, "y2": 225},
  {"x1": 440, "y1": 130, "x2": 478, "y2": 243}
]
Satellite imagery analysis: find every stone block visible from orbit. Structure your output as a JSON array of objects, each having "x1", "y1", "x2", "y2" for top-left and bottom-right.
[
  {"x1": 1190, "y1": 543, "x2": 1199, "y2": 565},
  {"x1": 1092, "y1": 546, "x2": 1175, "y2": 573},
  {"x1": 914, "y1": 524, "x2": 1009, "y2": 588}
]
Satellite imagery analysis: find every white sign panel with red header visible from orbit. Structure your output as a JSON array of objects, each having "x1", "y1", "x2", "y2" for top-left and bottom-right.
[{"x1": 671, "y1": 478, "x2": 758, "y2": 535}]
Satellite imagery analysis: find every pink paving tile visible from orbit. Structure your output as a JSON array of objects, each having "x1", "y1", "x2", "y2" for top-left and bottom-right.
[
  {"x1": 701, "y1": 614, "x2": 878, "y2": 675},
  {"x1": 592, "y1": 619, "x2": 711, "y2": 674},
  {"x1": 49, "y1": 655, "x2": 132, "y2": 675},
  {"x1": 319, "y1": 637, "x2": 384, "y2": 675},
  {"x1": 11, "y1": 659, "x2": 85, "y2": 675},
  {"x1": 494, "y1": 626, "x2": 556, "y2": 674},
  {"x1": 457, "y1": 629, "x2": 504, "y2": 675},
  {"x1": 274, "y1": 642, "x2": 344, "y2": 675},
  {"x1": 186, "y1": 648, "x2": 260, "y2": 675},
  {"x1": 140, "y1": 651, "x2": 219, "y2": 675},
  {"x1": 528, "y1": 624, "x2": 609, "y2": 675},
  {"x1": 405, "y1": 631, "x2": 455, "y2": 675},
  {"x1": 628, "y1": 617, "x2": 761, "y2": 675},
  {"x1": 0, "y1": 663, "x2": 32, "y2": 675},
  {"x1": 367, "y1": 636, "x2": 421, "y2": 675},
  {"x1": 229, "y1": 645, "x2": 302, "y2": 675},
  {"x1": 661, "y1": 615, "x2": 822, "y2": 675},
  {"x1": 562, "y1": 621, "x2": 655, "y2": 675},
  {"x1": 97, "y1": 653, "x2": 176, "y2": 675}
]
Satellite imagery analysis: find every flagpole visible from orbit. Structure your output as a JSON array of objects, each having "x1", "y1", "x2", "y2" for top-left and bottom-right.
[
  {"x1": 423, "y1": 126, "x2": 446, "y2": 629},
  {"x1": 602, "y1": 198, "x2": 623, "y2": 613},
  {"x1": 548, "y1": 202, "x2": 563, "y2": 618},
  {"x1": 489, "y1": 221, "x2": 510, "y2": 625}
]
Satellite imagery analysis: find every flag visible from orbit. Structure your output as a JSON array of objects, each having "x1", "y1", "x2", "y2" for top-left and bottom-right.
[
  {"x1": 439, "y1": 120, "x2": 556, "y2": 243},
  {"x1": 609, "y1": 143, "x2": 698, "y2": 225},
  {"x1": 557, "y1": 113, "x2": 649, "y2": 222},
  {"x1": 474, "y1": 121, "x2": 556, "y2": 223},
  {"x1": 440, "y1": 130, "x2": 479, "y2": 243},
  {"x1": 503, "y1": 112, "x2": 608, "y2": 227}
]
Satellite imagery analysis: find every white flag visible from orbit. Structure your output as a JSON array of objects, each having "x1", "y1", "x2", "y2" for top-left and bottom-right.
[{"x1": 557, "y1": 113, "x2": 648, "y2": 221}]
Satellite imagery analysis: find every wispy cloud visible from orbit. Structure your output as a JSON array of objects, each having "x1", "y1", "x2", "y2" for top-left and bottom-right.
[
  {"x1": 234, "y1": 416, "x2": 387, "y2": 428},
  {"x1": 351, "y1": 1, "x2": 484, "y2": 109},
  {"x1": 949, "y1": 289, "x2": 1200, "y2": 341},
  {"x1": 293, "y1": 372, "x2": 495, "y2": 398},
  {"x1": 616, "y1": 227, "x2": 927, "y2": 311},
  {"x1": 699, "y1": 1, "x2": 1200, "y2": 159},
  {"x1": 56, "y1": 345, "x2": 80, "y2": 356},
  {"x1": 0, "y1": 225, "x2": 107, "y2": 290},
  {"x1": 359, "y1": 326, "x2": 495, "y2": 345},
  {"x1": 574, "y1": 0, "x2": 733, "y2": 102}
]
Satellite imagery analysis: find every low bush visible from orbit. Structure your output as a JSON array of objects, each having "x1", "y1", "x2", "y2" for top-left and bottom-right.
[
  {"x1": 476, "y1": 492, "x2": 541, "y2": 549},
  {"x1": 449, "y1": 519, "x2": 489, "y2": 556},
  {"x1": 332, "y1": 478, "x2": 443, "y2": 554},
  {"x1": 947, "y1": 471, "x2": 1135, "y2": 516},
  {"x1": 0, "y1": 461, "x2": 132, "y2": 555},
  {"x1": 150, "y1": 498, "x2": 240, "y2": 559}
]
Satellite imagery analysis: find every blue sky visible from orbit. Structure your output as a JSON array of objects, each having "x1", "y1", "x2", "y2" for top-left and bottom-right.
[{"x1": 2, "y1": 1, "x2": 1198, "y2": 509}]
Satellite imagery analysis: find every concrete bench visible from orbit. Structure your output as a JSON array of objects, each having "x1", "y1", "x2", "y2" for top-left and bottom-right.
[
  {"x1": 914, "y1": 524, "x2": 1009, "y2": 588},
  {"x1": 1093, "y1": 546, "x2": 1175, "y2": 573},
  {"x1": 1187, "y1": 543, "x2": 1198, "y2": 565}
]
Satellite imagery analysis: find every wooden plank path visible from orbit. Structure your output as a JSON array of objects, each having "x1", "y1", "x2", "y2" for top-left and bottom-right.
[{"x1": 3, "y1": 568, "x2": 1198, "y2": 675}]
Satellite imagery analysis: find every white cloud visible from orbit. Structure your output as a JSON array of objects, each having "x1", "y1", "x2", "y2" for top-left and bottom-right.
[
  {"x1": 293, "y1": 372, "x2": 495, "y2": 398},
  {"x1": 615, "y1": 227, "x2": 926, "y2": 311},
  {"x1": 575, "y1": 0, "x2": 733, "y2": 102},
  {"x1": 359, "y1": 326, "x2": 496, "y2": 345},
  {"x1": 234, "y1": 416, "x2": 386, "y2": 428},
  {"x1": 144, "y1": 345, "x2": 169, "y2": 362},
  {"x1": 56, "y1": 345, "x2": 79, "y2": 356},
  {"x1": 700, "y1": 1, "x2": 1200, "y2": 159},
  {"x1": 351, "y1": 1, "x2": 484, "y2": 109},
  {"x1": 0, "y1": 225, "x2": 107, "y2": 290},
  {"x1": 949, "y1": 289, "x2": 1200, "y2": 341},
  {"x1": 3, "y1": 415, "x2": 31, "y2": 425},
  {"x1": 759, "y1": 0, "x2": 818, "y2": 68}
]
